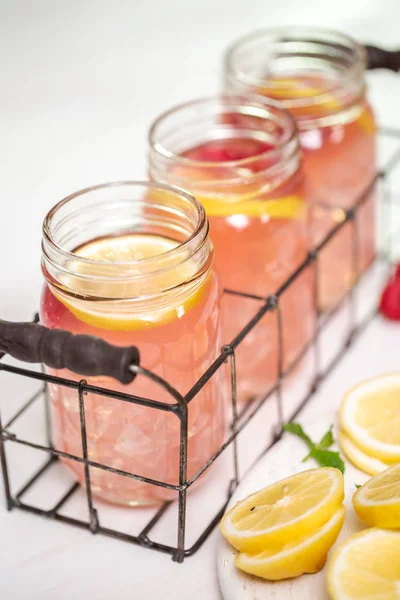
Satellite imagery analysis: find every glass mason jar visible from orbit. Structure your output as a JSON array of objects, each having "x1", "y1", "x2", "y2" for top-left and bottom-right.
[
  {"x1": 148, "y1": 96, "x2": 314, "y2": 404},
  {"x1": 224, "y1": 28, "x2": 377, "y2": 310},
  {"x1": 40, "y1": 182, "x2": 227, "y2": 506}
]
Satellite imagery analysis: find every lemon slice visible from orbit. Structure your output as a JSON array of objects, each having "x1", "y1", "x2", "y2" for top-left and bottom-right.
[
  {"x1": 155, "y1": 160, "x2": 306, "y2": 220},
  {"x1": 235, "y1": 505, "x2": 344, "y2": 581},
  {"x1": 54, "y1": 234, "x2": 208, "y2": 331},
  {"x1": 353, "y1": 464, "x2": 400, "y2": 528},
  {"x1": 259, "y1": 78, "x2": 376, "y2": 135},
  {"x1": 198, "y1": 194, "x2": 306, "y2": 219},
  {"x1": 357, "y1": 107, "x2": 377, "y2": 136},
  {"x1": 339, "y1": 430, "x2": 391, "y2": 476},
  {"x1": 220, "y1": 468, "x2": 344, "y2": 553},
  {"x1": 340, "y1": 374, "x2": 400, "y2": 464},
  {"x1": 75, "y1": 233, "x2": 176, "y2": 261},
  {"x1": 259, "y1": 77, "x2": 339, "y2": 106},
  {"x1": 327, "y1": 528, "x2": 400, "y2": 600}
]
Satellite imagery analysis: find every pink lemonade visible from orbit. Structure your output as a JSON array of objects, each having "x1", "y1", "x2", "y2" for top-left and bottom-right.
[
  {"x1": 149, "y1": 97, "x2": 314, "y2": 403},
  {"x1": 224, "y1": 29, "x2": 377, "y2": 310},
  {"x1": 40, "y1": 183, "x2": 227, "y2": 506}
]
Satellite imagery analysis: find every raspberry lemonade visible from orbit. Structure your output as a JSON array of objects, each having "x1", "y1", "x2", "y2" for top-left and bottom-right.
[
  {"x1": 149, "y1": 96, "x2": 314, "y2": 403},
  {"x1": 224, "y1": 28, "x2": 377, "y2": 309},
  {"x1": 40, "y1": 182, "x2": 227, "y2": 506}
]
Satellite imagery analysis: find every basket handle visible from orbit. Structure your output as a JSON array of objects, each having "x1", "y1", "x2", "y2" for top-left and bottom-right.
[
  {"x1": 0, "y1": 319, "x2": 140, "y2": 384},
  {"x1": 365, "y1": 45, "x2": 400, "y2": 72}
]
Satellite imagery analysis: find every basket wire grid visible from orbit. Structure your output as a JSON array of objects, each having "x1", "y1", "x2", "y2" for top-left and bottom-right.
[{"x1": 1, "y1": 126, "x2": 400, "y2": 563}]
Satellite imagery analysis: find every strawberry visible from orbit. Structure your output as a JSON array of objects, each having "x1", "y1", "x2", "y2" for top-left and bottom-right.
[
  {"x1": 183, "y1": 138, "x2": 273, "y2": 163},
  {"x1": 379, "y1": 265, "x2": 400, "y2": 321}
]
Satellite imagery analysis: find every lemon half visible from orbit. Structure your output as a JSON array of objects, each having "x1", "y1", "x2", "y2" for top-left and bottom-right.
[
  {"x1": 328, "y1": 528, "x2": 400, "y2": 600},
  {"x1": 353, "y1": 463, "x2": 400, "y2": 529},
  {"x1": 339, "y1": 430, "x2": 391, "y2": 476},
  {"x1": 235, "y1": 506, "x2": 344, "y2": 580},
  {"x1": 340, "y1": 374, "x2": 400, "y2": 464},
  {"x1": 220, "y1": 467, "x2": 344, "y2": 553}
]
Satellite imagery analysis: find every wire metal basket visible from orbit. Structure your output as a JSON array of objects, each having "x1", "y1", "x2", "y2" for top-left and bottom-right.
[{"x1": 1, "y1": 126, "x2": 400, "y2": 563}]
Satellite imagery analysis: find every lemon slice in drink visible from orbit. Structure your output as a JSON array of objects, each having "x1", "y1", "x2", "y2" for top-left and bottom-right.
[
  {"x1": 339, "y1": 430, "x2": 391, "y2": 476},
  {"x1": 198, "y1": 193, "x2": 306, "y2": 219},
  {"x1": 54, "y1": 234, "x2": 208, "y2": 331},
  {"x1": 327, "y1": 529, "x2": 400, "y2": 600},
  {"x1": 353, "y1": 463, "x2": 400, "y2": 528},
  {"x1": 155, "y1": 175, "x2": 306, "y2": 220},
  {"x1": 235, "y1": 506, "x2": 344, "y2": 581},
  {"x1": 220, "y1": 467, "x2": 344, "y2": 553},
  {"x1": 340, "y1": 374, "x2": 400, "y2": 464},
  {"x1": 357, "y1": 107, "x2": 377, "y2": 135},
  {"x1": 258, "y1": 77, "x2": 341, "y2": 112},
  {"x1": 259, "y1": 77, "x2": 376, "y2": 134}
]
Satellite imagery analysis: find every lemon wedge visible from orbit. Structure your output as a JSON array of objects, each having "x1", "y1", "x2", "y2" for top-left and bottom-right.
[
  {"x1": 53, "y1": 234, "x2": 208, "y2": 331},
  {"x1": 353, "y1": 463, "x2": 400, "y2": 529},
  {"x1": 340, "y1": 374, "x2": 400, "y2": 464},
  {"x1": 339, "y1": 430, "x2": 391, "y2": 476},
  {"x1": 327, "y1": 528, "x2": 400, "y2": 600},
  {"x1": 220, "y1": 467, "x2": 344, "y2": 553},
  {"x1": 235, "y1": 505, "x2": 344, "y2": 580}
]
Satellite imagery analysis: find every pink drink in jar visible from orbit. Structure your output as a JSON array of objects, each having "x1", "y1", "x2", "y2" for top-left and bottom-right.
[
  {"x1": 40, "y1": 182, "x2": 227, "y2": 506},
  {"x1": 224, "y1": 28, "x2": 377, "y2": 310},
  {"x1": 149, "y1": 97, "x2": 314, "y2": 404}
]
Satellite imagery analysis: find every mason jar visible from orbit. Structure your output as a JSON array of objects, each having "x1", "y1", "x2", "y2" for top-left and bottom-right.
[
  {"x1": 224, "y1": 28, "x2": 377, "y2": 309},
  {"x1": 40, "y1": 181, "x2": 227, "y2": 506},
  {"x1": 148, "y1": 96, "x2": 314, "y2": 404}
]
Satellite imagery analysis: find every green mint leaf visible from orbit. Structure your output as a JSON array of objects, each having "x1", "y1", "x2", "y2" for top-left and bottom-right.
[
  {"x1": 355, "y1": 484, "x2": 362, "y2": 489},
  {"x1": 283, "y1": 423, "x2": 313, "y2": 450},
  {"x1": 284, "y1": 422, "x2": 345, "y2": 473},
  {"x1": 317, "y1": 426, "x2": 334, "y2": 449},
  {"x1": 309, "y1": 448, "x2": 345, "y2": 474}
]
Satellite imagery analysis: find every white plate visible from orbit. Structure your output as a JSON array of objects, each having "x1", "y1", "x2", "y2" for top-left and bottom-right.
[{"x1": 216, "y1": 421, "x2": 370, "y2": 600}]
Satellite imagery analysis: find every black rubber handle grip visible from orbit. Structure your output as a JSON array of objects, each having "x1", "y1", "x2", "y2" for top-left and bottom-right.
[
  {"x1": 0, "y1": 319, "x2": 140, "y2": 384},
  {"x1": 365, "y1": 45, "x2": 400, "y2": 72}
]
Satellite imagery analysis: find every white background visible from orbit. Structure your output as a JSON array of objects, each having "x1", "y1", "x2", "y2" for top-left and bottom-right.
[{"x1": 1, "y1": 1, "x2": 400, "y2": 599}]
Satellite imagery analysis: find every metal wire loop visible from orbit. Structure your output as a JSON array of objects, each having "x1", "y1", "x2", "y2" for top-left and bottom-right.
[{"x1": 129, "y1": 363, "x2": 186, "y2": 406}]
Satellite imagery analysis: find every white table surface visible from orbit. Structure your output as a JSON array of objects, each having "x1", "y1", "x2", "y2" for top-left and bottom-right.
[{"x1": 1, "y1": 1, "x2": 400, "y2": 599}]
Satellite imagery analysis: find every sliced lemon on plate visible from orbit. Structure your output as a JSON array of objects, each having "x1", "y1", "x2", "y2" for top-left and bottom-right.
[
  {"x1": 327, "y1": 528, "x2": 400, "y2": 600},
  {"x1": 53, "y1": 233, "x2": 208, "y2": 331},
  {"x1": 235, "y1": 505, "x2": 344, "y2": 580},
  {"x1": 340, "y1": 374, "x2": 400, "y2": 464},
  {"x1": 353, "y1": 463, "x2": 400, "y2": 529},
  {"x1": 220, "y1": 467, "x2": 344, "y2": 553},
  {"x1": 339, "y1": 430, "x2": 391, "y2": 476}
]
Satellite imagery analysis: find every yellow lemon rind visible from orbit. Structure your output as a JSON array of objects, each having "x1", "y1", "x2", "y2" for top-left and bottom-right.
[
  {"x1": 327, "y1": 528, "x2": 400, "y2": 600},
  {"x1": 340, "y1": 373, "x2": 400, "y2": 464},
  {"x1": 339, "y1": 430, "x2": 391, "y2": 476},
  {"x1": 353, "y1": 463, "x2": 400, "y2": 529},
  {"x1": 235, "y1": 506, "x2": 345, "y2": 581},
  {"x1": 198, "y1": 194, "x2": 306, "y2": 219},
  {"x1": 220, "y1": 467, "x2": 344, "y2": 553},
  {"x1": 53, "y1": 274, "x2": 210, "y2": 331}
]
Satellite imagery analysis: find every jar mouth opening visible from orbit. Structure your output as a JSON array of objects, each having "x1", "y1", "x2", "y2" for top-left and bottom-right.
[
  {"x1": 148, "y1": 94, "x2": 298, "y2": 170},
  {"x1": 42, "y1": 181, "x2": 207, "y2": 269},
  {"x1": 224, "y1": 27, "x2": 366, "y2": 110}
]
